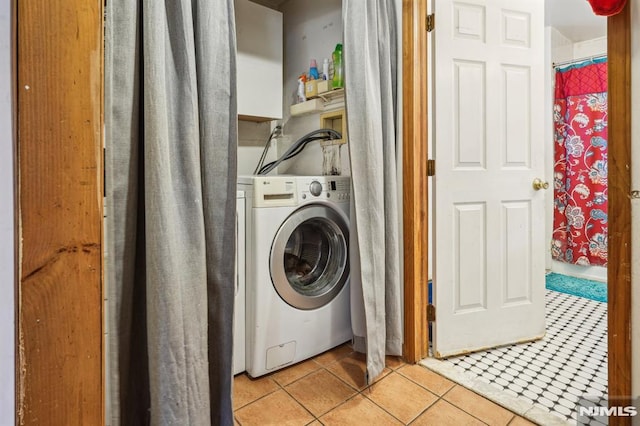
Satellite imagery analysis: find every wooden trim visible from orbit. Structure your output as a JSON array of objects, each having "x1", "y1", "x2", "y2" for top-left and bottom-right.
[
  {"x1": 16, "y1": 0, "x2": 104, "y2": 423},
  {"x1": 402, "y1": 0, "x2": 429, "y2": 363},
  {"x1": 607, "y1": 5, "x2": 633, "y2": 421},
  {"x1": 11, "y1": 0, "x2": 18, "y2": 422}
]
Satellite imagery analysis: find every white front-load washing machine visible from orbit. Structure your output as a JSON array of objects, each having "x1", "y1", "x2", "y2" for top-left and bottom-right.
[{"x1": 238, "y1": 175, "x2": 353, "y2": 378}]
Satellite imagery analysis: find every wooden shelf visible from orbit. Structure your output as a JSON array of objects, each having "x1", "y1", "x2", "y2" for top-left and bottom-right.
[
  {"x1": 290, "y1": 88, "x2": 345, "y2": 117},
  {"x1": 289, "y1": 98, "x2": 325, "y2": 116}
]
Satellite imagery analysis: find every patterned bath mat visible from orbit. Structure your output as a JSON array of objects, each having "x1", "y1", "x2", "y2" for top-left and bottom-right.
[{"x1": 546, "y1": 272, "x2": 607, "y2": 303}]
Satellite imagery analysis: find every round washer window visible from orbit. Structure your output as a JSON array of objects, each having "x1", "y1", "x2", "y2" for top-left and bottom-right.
[{"x1": 270, "y1": 204, "x2": 349, "y2": 310}]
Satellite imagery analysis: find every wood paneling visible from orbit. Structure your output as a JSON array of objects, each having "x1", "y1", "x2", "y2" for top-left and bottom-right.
[
  {"x1": 402, "y1": 0, "x2": 429, "y2": 363},
  {"x1": 16, "y1": 0, "x2": 104, "y2": 423},
  {"x1": 607, "y1": 5, "x2": 633, "y2": 422}
]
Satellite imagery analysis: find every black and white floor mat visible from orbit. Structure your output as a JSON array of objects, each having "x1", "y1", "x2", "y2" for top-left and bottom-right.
[{"x1": 421, "y1": 290, "x2": 608, "y2": 425}]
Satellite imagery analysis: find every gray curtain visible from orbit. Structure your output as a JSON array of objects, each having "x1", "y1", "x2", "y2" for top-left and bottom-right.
[
  {"x1": 343, "y1": 0, "x2": 403, "y2": 383},
  {"x1": 105, "y1": 0, "x2": 237, "y2": 424}
]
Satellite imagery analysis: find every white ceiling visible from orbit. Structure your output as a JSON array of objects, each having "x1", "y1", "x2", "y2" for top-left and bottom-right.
[
  {"x1": 545, "y1": 0, "x2": 607, "y2": 42},
  {"x1": 249, "y1": 0, "x2": 607, "y2": 43}
]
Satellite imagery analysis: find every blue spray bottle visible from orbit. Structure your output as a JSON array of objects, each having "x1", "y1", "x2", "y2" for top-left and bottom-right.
[{"x1": 309, "y1": 59, "x2": 320, "y2": 80}]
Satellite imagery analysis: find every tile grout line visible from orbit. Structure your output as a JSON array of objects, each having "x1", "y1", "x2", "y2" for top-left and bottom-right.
[
  {"x1": 357, "y1": 368, "x2": 493, "y2": 425},
  {"x1": 277, "y1": 367, "x2": 325, "y2": 422},
  {"x1": 235, "y1": 350, "x2": 529, "y2": 425},
  {"x1": 434, "y1": 385, "x2": 497, "y2": 426},
  {"x1": 234, "y1": 346, "x2": 358, "y2": 424},
  {"x1": 357, "y1": 372, "x2": 410, "y2": 425}
]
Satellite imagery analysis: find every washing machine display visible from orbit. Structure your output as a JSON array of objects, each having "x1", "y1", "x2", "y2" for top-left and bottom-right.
[{"x1": 270, "y1": 204, "x2": 349, "y2": 310}]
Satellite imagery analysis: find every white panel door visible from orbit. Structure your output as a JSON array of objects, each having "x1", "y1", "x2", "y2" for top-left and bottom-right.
[{"x1": 432, "y1": 0, "x2": 546, "y2": 358}]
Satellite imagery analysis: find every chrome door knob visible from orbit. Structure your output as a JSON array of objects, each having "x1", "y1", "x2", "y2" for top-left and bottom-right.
[{"x1": 532, "y1": 178, "x2": 549, "y2": 191}]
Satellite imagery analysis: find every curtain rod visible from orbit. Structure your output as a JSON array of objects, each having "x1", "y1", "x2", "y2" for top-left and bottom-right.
[{"x1": 553, "y1": 54, "x2": 607, "y2": 69}]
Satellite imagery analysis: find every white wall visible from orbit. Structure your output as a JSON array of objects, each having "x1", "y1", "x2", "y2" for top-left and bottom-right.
[
  {"x1": 0, "y1": 0, "x2": 14, "y2": 424},
  {"x1": 237, "y1": 120, "x2": 277, "y2": 176},
  {"x1": 573, "y1": 36, "x2": 606, "y2": 59},
  {"x1": 549, "y1": 26, "x2": 573, "y2": 64},
  {"x1": 631, "y1": 2, "x2": 640, "y2": 419},
  {"x1": 545, "y1": 27, "x2": 607, "y2": 282}
]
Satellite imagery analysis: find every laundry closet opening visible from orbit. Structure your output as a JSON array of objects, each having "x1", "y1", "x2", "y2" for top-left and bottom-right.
[{"x1": 234, "y1": 0, "x2": 359, "y2": 382}]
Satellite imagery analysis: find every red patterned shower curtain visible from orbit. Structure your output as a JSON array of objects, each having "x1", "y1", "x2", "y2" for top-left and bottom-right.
[{"x1": 551, "y1": 60, "x2": 608, "y2": 267}]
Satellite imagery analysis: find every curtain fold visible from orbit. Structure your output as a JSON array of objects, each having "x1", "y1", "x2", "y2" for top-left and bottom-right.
[
  {"x1": 552, "y1": 60, "x2": 608, "y2": 267},
  {"x1": 105, "y1": 0, "x2": 237, "y2": 424},
  {"x1": 343, "y1": 0, "x2": 403, "y2": 384}
]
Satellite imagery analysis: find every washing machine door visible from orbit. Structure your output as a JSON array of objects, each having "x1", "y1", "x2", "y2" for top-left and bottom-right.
[{"x1": 270, "y1": 203, "x2": 349, "y2": 310}]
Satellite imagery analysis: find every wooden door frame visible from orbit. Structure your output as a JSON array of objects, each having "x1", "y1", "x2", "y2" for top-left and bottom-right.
[
  {"x1": 402, "y1": 0, "x2": 429, "y2": 363},
  {"x1": 607, "y1": 5, "x2": 633, "y2": 417},
  {"x1": 15, "y1": 0, "x2": 104, "y2": 423},
  {"x1": 401, "y1": 0, "x2": 634, "y2": 416}
]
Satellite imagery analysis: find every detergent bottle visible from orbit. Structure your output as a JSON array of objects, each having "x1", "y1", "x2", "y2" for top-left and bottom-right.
[{"x1": 331, "y1": 44, "x2": 343, "y2": 89}]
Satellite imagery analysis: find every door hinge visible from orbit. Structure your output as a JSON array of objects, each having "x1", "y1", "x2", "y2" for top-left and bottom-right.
[
  {"x1": 427, "y1": 159, "x2": 435, "y2": 176},
  {"x1": 426, "y1": 14, "x2": 435, "y2": 32},
  {"x1": 427, "y1": 304, "x2": 436, "y2": 322}
]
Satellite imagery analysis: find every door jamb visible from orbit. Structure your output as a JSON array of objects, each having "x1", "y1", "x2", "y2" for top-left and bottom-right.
[
  {"x1": 402, "y1": 0, "x2": 429, "y2": 363},
  {"x1": 607, "y1": 5, "x2": 633, "y2": 418}
]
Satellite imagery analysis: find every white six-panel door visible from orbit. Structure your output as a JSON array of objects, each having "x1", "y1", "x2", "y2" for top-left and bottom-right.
[{"x1": 432, "y1": 0, "x2": 546, "y2": 358}]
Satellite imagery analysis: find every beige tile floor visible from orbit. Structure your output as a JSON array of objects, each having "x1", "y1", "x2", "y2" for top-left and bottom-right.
[{"x1": 233, "y1": 344, "x2": 537, "y2": 425}]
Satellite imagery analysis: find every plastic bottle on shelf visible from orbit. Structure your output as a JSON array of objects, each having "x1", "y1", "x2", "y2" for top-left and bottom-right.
[
  {"x1": 309, "y1": 59, "x2": 319, "y2": 80},
  {"x1": 297, "y1": 74, "x2": 307, "y2": 103},
  {"x1": 332, "y1": 44, "x2": 343, "y2": 89},
  {"x1": 322, "y1": 58, "x2": 330, "y2": 80},
  {"x1": 328, "y1": 58, "x2": 334, "y2": 81}
]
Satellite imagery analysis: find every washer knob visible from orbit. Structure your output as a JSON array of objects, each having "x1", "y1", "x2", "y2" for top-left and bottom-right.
[{"x1": 309, "y1": 180, "x2": 323, "y2": 197}]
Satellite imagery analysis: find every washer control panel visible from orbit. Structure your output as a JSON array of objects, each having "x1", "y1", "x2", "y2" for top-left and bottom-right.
[
  {"x1": 251, "y1": 176, "x2": 297, "y2": 208},
  {"x1": 298, "y1": 176, "x2": 351, "y2": 202}
]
